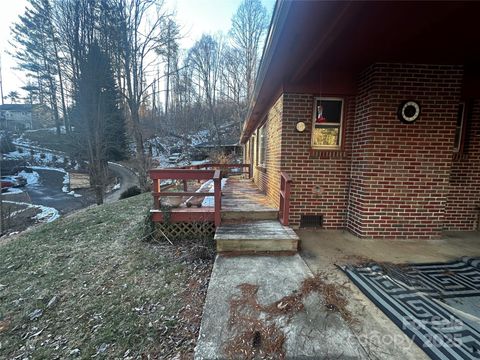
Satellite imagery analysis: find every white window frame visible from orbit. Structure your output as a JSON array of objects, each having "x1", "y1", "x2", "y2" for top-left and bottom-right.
[
  {"x1": 311, "y1": 97, "x2": 344, "y2": 150},
  {"x1": 257, "y1": 125, "x2": 266, "y2": 167}
]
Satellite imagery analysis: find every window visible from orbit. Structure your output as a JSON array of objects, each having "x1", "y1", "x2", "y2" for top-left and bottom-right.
[
  {"x1": 257, "y1": 125, "x2": 266, "y2": 167},
  {"x1": 453, "y1": 102, "x2": 466, "y2": 153},
  {"x1": 311, "y1": 97, "x2": 344, "y2": 149}
]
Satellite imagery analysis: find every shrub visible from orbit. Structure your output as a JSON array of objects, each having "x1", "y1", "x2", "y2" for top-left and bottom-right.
[
  {"x1": 0, "y1": 134, "x2": 15, "y2": 154},
  {"x1": 208, "y1": 150, "x2": 237, "y2": 177},
  {"x1": 119, "y1": 186, "x2": 141, "y2": 199},
  {"x1": 40, "y1": 153, "x2": 46, "y2": 159},
  {"x1": 17, "y1": 147, "x2": 24, "y2": 154}
]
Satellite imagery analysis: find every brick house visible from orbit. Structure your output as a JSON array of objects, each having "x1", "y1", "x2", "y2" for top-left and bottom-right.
[{"x1": 241, "y1": 1, "x2": 480, "y2": 239}]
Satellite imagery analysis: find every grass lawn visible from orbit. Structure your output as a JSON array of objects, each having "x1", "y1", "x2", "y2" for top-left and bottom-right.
[
  {"x1": 0, "y1": 193, "x2": 213, "y2": 359},
  {"x1": 23, "y1": 130, "x2": 77, "y2": 155}
]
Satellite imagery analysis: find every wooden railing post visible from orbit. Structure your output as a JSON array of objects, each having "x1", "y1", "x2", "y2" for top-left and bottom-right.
[
  {"x1": 153, "y1": 179, "x2": 160, "y2": 209},
  {"x1": 213, "y1": 170, "x2": 222, "y2": 227},
  {"x1": 279, "y1": 172, "x2": 292, "y2": 226}
]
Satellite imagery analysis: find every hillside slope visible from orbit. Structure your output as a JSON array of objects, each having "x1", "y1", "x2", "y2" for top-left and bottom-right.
[{"x1": 0, "y1": 193, "x2": 212, "y2": 359}]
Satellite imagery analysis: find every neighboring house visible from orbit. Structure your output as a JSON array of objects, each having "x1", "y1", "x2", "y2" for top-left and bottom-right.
[
  {"x1": 241, "y1": 1, "x2": 480, "y2": 239},
  {"x1": 195, "y1": 122, "x2": 242, "y2": 156},
  {"x1": 0, "y1": 104, "x2": 33, "y2": 130},
  {"x1": 0, "y1": 104, "x2": 54, "y2": 131}
]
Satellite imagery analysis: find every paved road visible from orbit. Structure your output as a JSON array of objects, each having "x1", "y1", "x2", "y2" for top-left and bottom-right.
[
  {"x1": 10, "y1": 139, "x2": 139, "y2": 204},
  {"x1": 3, "y1": 169, "x2": 95, "y2": 214},
  {"x1": 105, "y1": 162, "x2": 139, "y2": 203}
]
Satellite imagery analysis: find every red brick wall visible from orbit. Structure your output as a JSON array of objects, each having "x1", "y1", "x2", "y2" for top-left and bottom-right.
[
  {"x1": 348, "y1": 63, "x2": 463, "y2": 239},
  {"x1": 445, "y1": 99, "x2": 480, "y2": 230},
  {"x1": 252, "y1": 95, "x2": 283, "y2": 208},
  {"x1": 247, "y1": 63, "x2": 478, "y2": 238},
  {"x1": 281, "y1": 93, "x2": 355, "y2": 228}
]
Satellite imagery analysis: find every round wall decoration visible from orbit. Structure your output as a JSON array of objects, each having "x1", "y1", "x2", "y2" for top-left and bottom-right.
[
  {"x1": 296, "y1": 121, "x2": 306, "y2": 132},
  {"x1": 398, "y1": 100, "x2": 421, "y2": 123}
]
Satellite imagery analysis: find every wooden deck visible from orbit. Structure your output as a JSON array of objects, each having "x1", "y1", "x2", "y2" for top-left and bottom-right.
[
  {"x1": 151, "y1": 176, "x2": 279, "y2": 223},
  {"x1": 215, "y1": 177, "x2": 299, "y2": 254},
  {"x1": 149, "y1": 172, "x2": 298, "y2": 254},
  {"x1": 221, "y1": 177, "x2": 278, "y2": 221}
]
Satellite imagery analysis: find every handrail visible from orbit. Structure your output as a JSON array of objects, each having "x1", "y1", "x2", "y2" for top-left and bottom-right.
[
  {"x1": 279, "y1": 171, "x2": 292, "y2": 226},
  {"x1": 148, "y1": 168, "x2": 223, "y2": 227},
  {"x1": 177, "y1": 163, "x2": 252, "y2": 178}
]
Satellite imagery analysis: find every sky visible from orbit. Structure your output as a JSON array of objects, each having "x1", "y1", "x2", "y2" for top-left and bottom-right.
[{"x1": 0, "y1": 0, "x2": 275, "y2": 101}]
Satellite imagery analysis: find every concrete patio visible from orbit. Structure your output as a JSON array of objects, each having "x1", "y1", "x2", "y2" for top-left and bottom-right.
[{"x1": 298, "y1": 230, "x2": 480, "y2": 360}]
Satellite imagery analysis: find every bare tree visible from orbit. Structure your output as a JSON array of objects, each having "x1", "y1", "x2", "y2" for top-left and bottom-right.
[
  {"x1": 188, "y1": 34, "x2": 225, "y2": 143},
  {"x1": 230, "y1": 0, "x2": 269, "y2": 102},
  {"x1": 115, "y1": 0, "x2": 175, "y2": 189}
]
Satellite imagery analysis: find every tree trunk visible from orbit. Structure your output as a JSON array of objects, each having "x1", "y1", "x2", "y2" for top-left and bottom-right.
[{"x1": 131, "y1": 109, "x2": 148, "y2": 190}]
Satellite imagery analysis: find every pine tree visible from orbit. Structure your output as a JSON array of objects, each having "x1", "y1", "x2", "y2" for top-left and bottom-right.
[
  {"x1": 104, "y1": 71, "x2": 128, "y2": 161},
  {"x1": 74, "y1": 41, "x2": 126, "y2": 204}
]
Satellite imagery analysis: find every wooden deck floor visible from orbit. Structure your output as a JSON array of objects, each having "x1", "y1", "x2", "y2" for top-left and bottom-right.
[
  {"x1": 222, "y1": 177, "x2": 277, "y2": 212},
  {"x1": 151, "y1": 177, "x2": 277, "y2": 223}
]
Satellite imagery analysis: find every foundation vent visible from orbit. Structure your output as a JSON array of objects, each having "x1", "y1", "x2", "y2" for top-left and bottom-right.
[{"x1": 300, "y1": 214, "x2": 323, "y2": 228}]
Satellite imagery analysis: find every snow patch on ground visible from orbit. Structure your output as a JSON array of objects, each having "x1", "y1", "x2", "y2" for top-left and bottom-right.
[
  {"x1": 62, "y1": 172, "x2": 69, "y2": 193},
  {"x1": 18, "y1": 170, "x2": 40, "y2": 186},
  {"x1": 68, "y1": 191, "x2": 82, "y2": 198},
  {"x1": 5, "y1": 137, "x2": 66, "y2": 166},
  {"x1": 25, "y1": 126, "x2": 67, "y2": 134},
  {"x1": 5, "y1": 187, "x2": 24, "y2": 194},
  {"x1": 4, "y1": 200, "x2": 60, "y2": 223},
  {"x1": 198, "y1": 178, "x2": 227, "y2": 207},
  {"x1": 190, "y1": 159, "x2": 210, "y2": 166},
  {"x1": 29, "y1": 166, "x2": 81, "y2": 197}
]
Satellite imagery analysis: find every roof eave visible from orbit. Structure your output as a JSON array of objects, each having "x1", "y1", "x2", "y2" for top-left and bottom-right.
[{"x1": 240, "y1": 0, "x2": 291, "y2": 144}]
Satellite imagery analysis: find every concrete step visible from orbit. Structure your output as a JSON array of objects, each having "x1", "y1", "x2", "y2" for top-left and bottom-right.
[
  {"x1": 221, "y1": 209, "x2": 278, "y2": 221},
  {"x1": 215, "y1": 220, "x2": 299, "y2": 253}
]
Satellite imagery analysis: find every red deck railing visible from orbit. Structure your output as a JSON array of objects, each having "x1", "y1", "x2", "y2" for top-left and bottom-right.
[
  {"x1": 180, "y1": 163, "x2": 251, "y2": 178},
  {"x1": 279, "y1": 171, "x2": 292, "y2": 226},
  {"x1": 149, "y1": 168, "x2": 222, "y2": 226},
  {"x1": 149, "y1": 163, "x2": 251, "y2": 227}
]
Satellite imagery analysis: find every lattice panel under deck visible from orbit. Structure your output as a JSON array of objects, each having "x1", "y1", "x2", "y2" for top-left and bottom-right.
[{"x1": 154, "y1": 222, "x2": 215, "y2": 241}]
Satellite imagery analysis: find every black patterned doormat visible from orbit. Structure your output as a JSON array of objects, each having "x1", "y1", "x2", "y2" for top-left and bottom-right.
[{"x1": 342, "y1": 257, "x2": 480, "y2": 360}]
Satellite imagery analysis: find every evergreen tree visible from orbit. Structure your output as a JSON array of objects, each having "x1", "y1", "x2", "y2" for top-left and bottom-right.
[
  {"x1": 74, "y1": 41, "x2": 125, "y2": 204},
  {"x1": 104, "y1": 72, "x2": 128, "y2": 161}
]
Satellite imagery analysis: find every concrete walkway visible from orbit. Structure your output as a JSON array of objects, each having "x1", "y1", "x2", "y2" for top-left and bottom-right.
[{"x1": 195, "y1": 254, "x2": 367, "y2": 359}]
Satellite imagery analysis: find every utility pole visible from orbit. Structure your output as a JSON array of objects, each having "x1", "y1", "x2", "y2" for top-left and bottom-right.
[{"x1": 0, "y1": 54, "x2": 4, "y2": 105}]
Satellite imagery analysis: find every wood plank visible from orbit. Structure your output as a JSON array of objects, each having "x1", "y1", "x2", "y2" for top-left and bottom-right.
[
  {"x1": 149, "y1": 169, "x2": 216, "y2": 180},
  {"x1": 151, "y1": 209, "x2": 215, "y2": 223},
  {"x1": 153, "y1": 191, "x2": 214, "y2": 197},
  {"x1": 214, "y1": 220, "x2": 299, "y2": 253}
]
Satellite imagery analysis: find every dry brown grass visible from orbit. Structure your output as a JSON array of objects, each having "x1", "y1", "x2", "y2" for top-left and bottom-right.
[{"x1": 224, "y1": 273, "x2": 355, "y2": 359}]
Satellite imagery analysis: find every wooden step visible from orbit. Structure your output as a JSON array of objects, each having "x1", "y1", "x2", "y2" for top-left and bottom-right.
[
  {"x1": 215, "y1": 220, "x2": 299, "y2": 253},
  {"x1": 221, "y1": 209, "x2": 278, "y2": 221}
]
